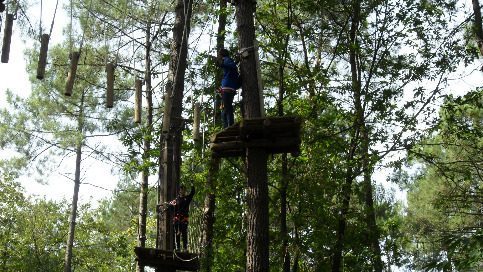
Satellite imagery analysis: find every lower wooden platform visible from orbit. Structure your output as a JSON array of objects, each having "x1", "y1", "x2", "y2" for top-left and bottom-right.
[
  {"x1": 210, "y1": 116, "x2": 302, "y2": 158},
  {"x1": 134, "y1": 247, "x2": 200, "y2": 271}
]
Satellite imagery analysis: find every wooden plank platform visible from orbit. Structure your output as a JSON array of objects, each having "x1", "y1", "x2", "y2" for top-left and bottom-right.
[
  {"x1": 134, "y1": 247, "x2": 199, "y2": 271},
  {"x1": 210, "y1": 116, "x2": 302, "y2": 158}
]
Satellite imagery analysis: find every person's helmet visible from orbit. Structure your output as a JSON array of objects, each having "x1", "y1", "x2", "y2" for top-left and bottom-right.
[{"x1": 220, "y1": 48, "x2": 230, "y2": 57}]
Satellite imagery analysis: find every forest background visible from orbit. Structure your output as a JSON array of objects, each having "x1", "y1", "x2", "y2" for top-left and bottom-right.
[{"x1": 0, "y1": 0, "x2": 481, "y2": 271}]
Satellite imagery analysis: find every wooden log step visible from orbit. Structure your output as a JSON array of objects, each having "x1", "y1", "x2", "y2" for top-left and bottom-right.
[
  {"x1": 211, "y1": 137, "x2": 300, "y2": 153},
  {"x1": 212, "y1": 119, "x2": 301, "y2": 143},
  {"x1": 240, "y1": 119, "x2": 301, "y2": 133},
  {"x1": 134, "y1": 247, "x2": 199, "y2": 271}
]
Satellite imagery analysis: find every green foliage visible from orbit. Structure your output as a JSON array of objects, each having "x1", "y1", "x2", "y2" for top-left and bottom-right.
[
  {"x1": 0, "y1": 176, "x2": 67, "y2": 271},
  {"x1": 405, "y1": 88, "x2": 483, "y2": 271},
  {"x1": 1, "y1": 0, "x2": 480, "y2": 271}
]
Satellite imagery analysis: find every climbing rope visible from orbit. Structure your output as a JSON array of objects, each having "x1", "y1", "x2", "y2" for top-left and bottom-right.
[
  {"x1": 36, "y1": 0, "x2": 58, "y2": 41},
  {"x1": 48, "y1": 0, "x2": 59, "y2": 38},
  {"x1": 170, "y1": 0, "x2": 193, "y2": 97}
]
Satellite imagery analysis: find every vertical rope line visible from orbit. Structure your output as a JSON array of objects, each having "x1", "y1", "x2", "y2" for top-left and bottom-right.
[
  {"x1": 39, "y1": 0, "x2": 43, "y2": 40},
  {"x1": 171, "y1": 0, "x2": 192, "y2": 97},
  {"x1": 104, "y1": 22, "x2": 108, "y2": 66},
  {"x1": 69, "y1": 0, "x2": 73, "y2": 56},
  {"x1": 48, "y1": 0, "x2": 59, "y2": 37},
  {"x1": 78, "y1": 0, "x2": 95, "y2": 54},
  {"x1": 113, "y1": 0, "x2": 129, "y2": 70},
  {"x1": 14, "y1": 0, "x2": 19, "y2": 19},
  {"x1": 203, "y1": 21, "x2": 214, "y2": 159}
]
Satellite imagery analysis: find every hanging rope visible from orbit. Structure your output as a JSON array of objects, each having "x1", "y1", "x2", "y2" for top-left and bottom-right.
[
  {"x1": 170, "y1": 0, "x2": 193, "y2": 98},
  {"x1": 39, "y1": 0, "x2": 42, "y2": 39},
  {"x1": 36, "y1": 0, "x2": 58, "y2": 80},
  {"x1": 69, "y1": 0, "x2": 73, "y2": 56},
  {"x1": 48, "y1": 0, "x2": 59, "y2": 37},
  {"x1": 78, "y1": 0, "x2": 94, "y2": 54}
]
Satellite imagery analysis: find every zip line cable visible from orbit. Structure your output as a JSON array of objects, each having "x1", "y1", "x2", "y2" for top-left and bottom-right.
[
  {"x1": 171, "y1": 0, "x2": 193, "y2": 99},
  {"x1": 69, "y1": 0, "x2": 73, "y2": 56},
  {"x1": 48, "y1": 0, "x2": 59, "y2": 38},
  {"x1": 39, "y1": 0, "x2": 42, "y2": 38}
]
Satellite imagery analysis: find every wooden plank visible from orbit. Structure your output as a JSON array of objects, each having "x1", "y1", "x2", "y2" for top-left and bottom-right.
[
  {"x1": 212, "y1": 150, "x2": 244, "y2": 158},
  {"x1": 36, "y1": 34, "x2": 50, "y2": 80},
  {"x1": 1, "y1": 14, "x2": 14, "y2": 63},
  {"x1": 210, "y1": 141, "x2": 244, "y2": 152},
  {"x1": 106, "y1": 63, "x2": 115, "y2": 108},
  {"x1": 193, "y1": 102, "x2": 201, "y2": 141},
  {"x1": 134, "y1": 79, "x2": 142, "y2": 122},
  {"x1": 134, "y1": 247, "x2": 199, "y2": 271},
  {"x1": 65, "y1": 51, "x2": 80, "y2": 96},
  {"x1": 209, "y1": 116, "x2": 302, "y2": 157}
]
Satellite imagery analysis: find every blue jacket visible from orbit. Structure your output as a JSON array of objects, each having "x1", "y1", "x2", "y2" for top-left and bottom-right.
[{"x1": 220, "y1": 56, "x2": 241, "y2": 90}]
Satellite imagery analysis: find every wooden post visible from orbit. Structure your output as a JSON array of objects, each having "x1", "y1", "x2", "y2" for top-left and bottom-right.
[
  {"x1": 65, "y1": 51, "x2": 80, "y2": 96},
  {"x1": 162, "y1": 88, "x2": 172, "y2": 133},
  {"x1": 254, "y1": 39, "x2": 265, "y2": 117},
  {"x1": 1, "y1": 14, "x2": 14, "y2": 63},
  {"x1": 193, "y1": 102, "x2": 200, "y2": 141},
  {"x1": 134, "y1": 79, "x2": 142, "y2": 123},
  {"x1": 106, "y1": 62, "x2": 115, "y2": 108},
  {"x1": 36, "y1": 34, "x2": 50, "y2": 80}
]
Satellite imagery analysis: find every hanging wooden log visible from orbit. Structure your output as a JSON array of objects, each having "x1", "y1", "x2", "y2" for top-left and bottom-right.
[
  {"x1": 161, "y1": 88, "x2": 172, "y2": 133},
  {"x1": 134, "y1": 79, "x2": 142, "y2": 123},
  {"x1": 106, "y1": 62, "x2": 115, "y2": 108},
  {"x1": 65, "y1": 51, "x2": 80, "y2": 96},
  {"x1": 36, "y1": 34, "x2": 50, "y2": 80},
  {"x1": 193, "y1": 102, "x2": 201, "y2": 141},
  {"x1": 1, "y1": 14, "x2": 14, "y2": 63},
  {"x1": 254, "y1": 39, "x2": 265, "y2": 117}
]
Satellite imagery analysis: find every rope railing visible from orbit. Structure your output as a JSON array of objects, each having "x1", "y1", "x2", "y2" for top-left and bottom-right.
[{"x1": 187, "y1": 202, "x2": 203, "y2": 254}]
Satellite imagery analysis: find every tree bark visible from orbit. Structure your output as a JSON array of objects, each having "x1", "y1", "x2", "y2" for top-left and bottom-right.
[
  {"x1": 280, "y1": 153, "x2": 290, "y2": 272},
  {"x1": 137, "y1": 21, "x2": 153, "y2": 272},
  {"x1": 199, "y1": 1, "x2": 227, "y2": 268},
  {"x1": 362, "y1": 125, "x2": 383, "y2": 271},
  {"x1": 214, "y1": 0, "x2": 228, "y2": 126},
  {"x1": 277, "y1": 16, "x2": 291, "y2": 271},
  {"x1": 200, "y1": 156, "x2": 220, "y2": 272},
  {"x1": 159, "y1": 0, "x2": 193, "y2": 255},
  {"x1": 63, "y1": 93, "x2": 86, "y2": 272},
  {"x1": 235, "y1": 1, "x2": 269, "y2": 271},
  {"x1": 473, "y1": 0, "x2": 483, "y2": 54},
  {"x1": 245, "y1": 148, "x2": 269, "y2": 272}
]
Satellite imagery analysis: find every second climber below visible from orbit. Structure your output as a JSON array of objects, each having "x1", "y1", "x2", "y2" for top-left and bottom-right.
[
  {"x1": 166, "y1": 184, "x2": 195, "y2": 251},
  {"x1": 217, "y1": 48, "x2": 242, "y2": 128}
]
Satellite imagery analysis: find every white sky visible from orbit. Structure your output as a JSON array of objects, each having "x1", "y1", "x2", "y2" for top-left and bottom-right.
[
  {"x1": 1, "y1": 1, "x2": 482, "y2": 206},
  {"x1": 0, "y1": 2, "x2": 124, "y2": 204}
]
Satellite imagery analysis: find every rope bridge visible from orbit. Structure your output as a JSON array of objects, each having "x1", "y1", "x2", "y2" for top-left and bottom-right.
[{"x1": 134, "y1": 203, "x2": 204, "y2": 271}]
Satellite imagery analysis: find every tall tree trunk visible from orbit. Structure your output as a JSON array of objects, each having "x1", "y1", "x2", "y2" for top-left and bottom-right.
[
  {"x1": 473, "y1": 0, "x2": 483, "y2": 54},
  {"x1": 292, "y1": 223, "x2": 301, "y2": 272},
  {"x1": 64, "y1": 93, "x2": 86, "y2": 272},
  {"x1": 235, "y1": 1, "x2": 269, "y2": 271},
  {"x1": 200, "y1": 1, "x2": 227, "y2": 269},
  {"x1": 159, "y1": 0, "x2": 193, "y2": 255},
  {"x1": 332, "y1": 1, "x2": 361, "y2": 271},
  {"x1": 280, "y1": 153, "x2": 290, "y2": 272},
  {"x1": 200, "y1": 156, "x2": 220, "y2": 272},
  {"x1": 278, "y1": 3, "x2": 292, "y2": 270},
  {"x1": 214, "y1": 0, "x2": 227, "y2": 126},
  {"x1": 278, "y1": 34, "x2": 291, "y2": 272},
  {"x1": 137, "y1": 21, "x2": 153, "y2": 272},
  {"x1": 1, "y1": 226, "x2": 11, "y2": 270},
  {"x1": 361, "y1": 125, "x2": 383, "y2": 271}
]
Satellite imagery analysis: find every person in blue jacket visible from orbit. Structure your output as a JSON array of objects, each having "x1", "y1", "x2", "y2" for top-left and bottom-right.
[{"x1": 217, "y1": 48, "x2": 241, "y2": 128}]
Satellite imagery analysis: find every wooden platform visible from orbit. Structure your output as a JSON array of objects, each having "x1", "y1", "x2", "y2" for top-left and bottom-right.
[
  {"x1": 210, "y1": 116, "x2": 302, "y2": 158},
  {"x1": 134, "y1": 247, "x2": 199, "y2": 271}
]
